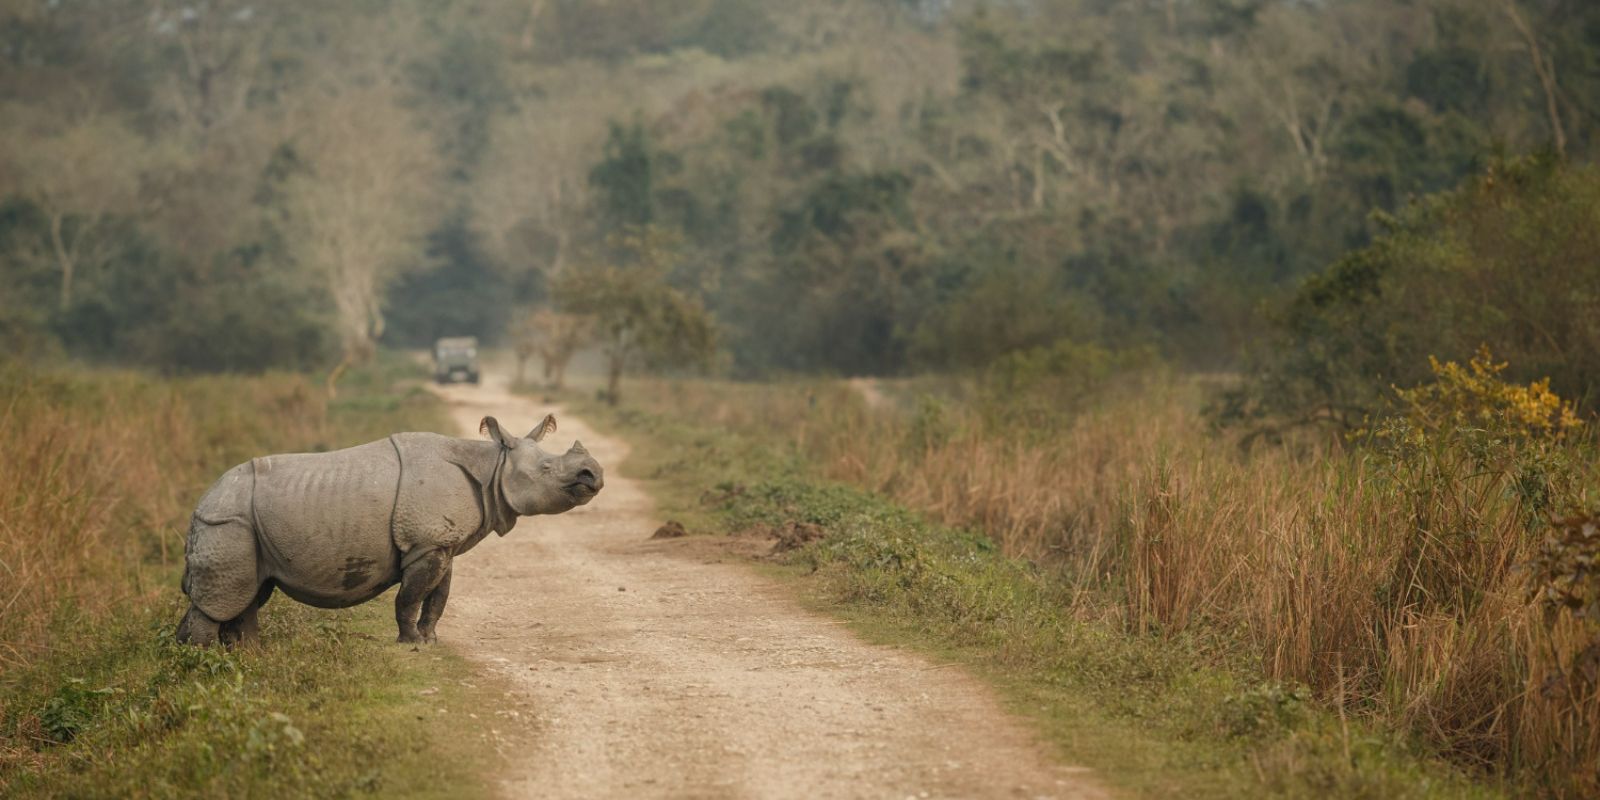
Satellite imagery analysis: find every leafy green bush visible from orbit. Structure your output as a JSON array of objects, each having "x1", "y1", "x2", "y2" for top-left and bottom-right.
[
  {"x1": 1219, "y1": 683, "x2": 1312, "y2": 740},
  {"x1": 1221, "y1": 156, "x2": 1600, "y2": 433}
]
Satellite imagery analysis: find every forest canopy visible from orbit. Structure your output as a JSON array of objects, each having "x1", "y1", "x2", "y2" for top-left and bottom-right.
[{"x1": 1, "y1": 0, "x2": 1596, "y2": 399}]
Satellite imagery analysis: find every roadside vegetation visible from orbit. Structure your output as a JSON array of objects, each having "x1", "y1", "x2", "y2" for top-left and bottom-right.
[
  {"x1": 594, "y1": 355, "x2": 1593, "y2": 797},
  {"x1": 574, "y1": 157, "x2": 1600, "y2": 793},
  {"x1": 0, "y1": 357, "x2": 502, "y2": 798}
]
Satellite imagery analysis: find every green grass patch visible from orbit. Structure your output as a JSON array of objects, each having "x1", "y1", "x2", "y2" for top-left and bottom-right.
[
  {"x1": 2, "y1": 596, "x2": 500, "y2": 799},
  {"x1": 585, "y1": 400, "x2": 1506, "y2": 799}
]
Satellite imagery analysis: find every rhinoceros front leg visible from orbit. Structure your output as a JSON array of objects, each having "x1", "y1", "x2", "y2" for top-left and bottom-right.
[
  {"x1": 417, "y1": 564, "x2": 453, "y2": 644},
  {"x1": 396, "y1": 549, "x2": 451, "y2": 644}
]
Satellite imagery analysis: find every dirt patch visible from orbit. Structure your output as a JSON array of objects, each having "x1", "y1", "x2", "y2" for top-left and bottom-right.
[
  {"x1": 640, "y1": 532, "x2": 780, "y2": 563},
  {"x1": 847, "y1": 377, "x2": 891, "y2": 410}
]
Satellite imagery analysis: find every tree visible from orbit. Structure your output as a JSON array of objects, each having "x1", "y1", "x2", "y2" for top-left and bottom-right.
[
  {"x1": 533, "y1": 309, "x2": 592, "y2": 390},
  {"x1": 589, "y1": 120, "x2": 655, "y2": 232},
  {"x1": 1498, "y1": 0, "x2": 1567, "y2": 158},
  {"x1": 4, "y1": 113, "x2": 146, "y2": 310},
  {"x1": 383, "y1": 215, "x2": 513, "y2": 348},
  {"x1": 507, "y1": 308, "x2": 590, "y2": 390},
  {"x1": 553, "y1": 228, "x2": 715, "y2": 405},
  {"x1": 278, "y1": 85, "x2": 441, "y2": 394},
  {"x1": 508, "y1": 311, "x2": 540, "y2": 387},
  {"x1": 149, "y1": 0, "x2": 272, "y2": 141}
]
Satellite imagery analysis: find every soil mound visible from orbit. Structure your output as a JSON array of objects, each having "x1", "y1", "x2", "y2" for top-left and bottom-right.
[
  {"x1": 650, "y1": 520, "x2": 689, "y2": 539},
  {"x1": 770, "y1": 521, "x2": 826, "y2": 552}
]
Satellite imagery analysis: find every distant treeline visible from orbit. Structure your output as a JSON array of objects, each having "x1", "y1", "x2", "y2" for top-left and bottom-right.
[{"x1": 2, "y1": 1, "x2": 1597, "y2": 399}]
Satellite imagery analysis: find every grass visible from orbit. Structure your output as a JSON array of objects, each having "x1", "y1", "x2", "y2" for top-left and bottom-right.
[
  {"x1": 579, "y1": 376, "x2": 1554, "y2": 798},
  {"x1": 1, "y1": 598, "x2": 503, "y2": 799},
  {"x1": 0, "y1": 353, "x2": 506, "y2": 799}
]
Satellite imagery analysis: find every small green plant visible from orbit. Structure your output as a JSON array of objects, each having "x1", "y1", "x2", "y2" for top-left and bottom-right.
[
  {"x1": 38, "y1": 679, "x2": 118, "y2": 744},
  {"x1": 245, "y1": 712, "x2": 306, "y2": 762},
  {"x1": 1219, "y1": 683, "x2": 1310, "y2": 739}
]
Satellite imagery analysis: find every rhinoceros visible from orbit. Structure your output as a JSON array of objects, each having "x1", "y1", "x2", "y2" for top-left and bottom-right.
[{"x1": 176, "y1": 413, "x2": 602, "y2": 646}]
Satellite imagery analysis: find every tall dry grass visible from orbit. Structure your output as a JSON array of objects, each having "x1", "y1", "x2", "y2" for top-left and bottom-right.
[
  {"x1": 634, "y1": 374, "x2": 1599, "y2": 795},
  {"x1": 0, "y1": 366, "x2": 335, "y2": 669}
]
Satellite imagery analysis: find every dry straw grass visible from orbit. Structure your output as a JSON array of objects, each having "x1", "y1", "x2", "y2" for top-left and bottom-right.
[
  {"x1": 0, "y1": 366, "x2": 328, "y2": 669},
  {"x1": 638, "y1": 374, "x2": 1600, "y2": 795}
]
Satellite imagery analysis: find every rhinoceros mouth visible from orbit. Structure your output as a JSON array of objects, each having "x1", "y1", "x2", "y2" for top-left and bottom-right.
[{"x1": 562, "y1": 466, "x2": 601, "y2": 503}]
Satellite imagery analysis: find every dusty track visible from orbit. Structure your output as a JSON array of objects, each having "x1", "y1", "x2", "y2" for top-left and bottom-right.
[{"x1": 433, "y1": 377, "x2": 1104, "y2": 799}]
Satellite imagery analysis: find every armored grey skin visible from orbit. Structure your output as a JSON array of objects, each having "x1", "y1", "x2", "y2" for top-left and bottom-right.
[{"x1": 175, "y1": 414, "x2": 603, "y2": 646}]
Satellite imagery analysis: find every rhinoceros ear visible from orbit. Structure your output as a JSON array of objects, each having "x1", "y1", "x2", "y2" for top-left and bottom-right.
[
  {"x1": 527, "y1": 413, "x2": 557, "y2": 442},
  {"x1": 480, "y1": 416, "x2": 518, "y2": 449}
]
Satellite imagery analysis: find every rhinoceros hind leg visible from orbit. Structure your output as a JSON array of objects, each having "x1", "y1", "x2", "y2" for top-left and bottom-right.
[
  {"x1": 396, "y1": 550, "x2": 450, "y2": 644},
  {"x1": 176, "y1": 604, "x2": 222, "y2": 646}
]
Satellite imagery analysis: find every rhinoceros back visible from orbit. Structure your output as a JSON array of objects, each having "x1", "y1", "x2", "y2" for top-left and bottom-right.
[{"x1": 250, "y1": 439, "x2": 402, "y2": 607}]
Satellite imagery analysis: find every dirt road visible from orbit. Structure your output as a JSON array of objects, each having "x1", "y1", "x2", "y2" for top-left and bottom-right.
[{"x1": 432, "y1": 377, "x2": 1104, "y2": 799}]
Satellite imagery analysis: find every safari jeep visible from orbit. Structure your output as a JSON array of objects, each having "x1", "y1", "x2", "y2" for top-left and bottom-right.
[{"x1": 434, "y1": 336, "x2": 480, "y2": 384}]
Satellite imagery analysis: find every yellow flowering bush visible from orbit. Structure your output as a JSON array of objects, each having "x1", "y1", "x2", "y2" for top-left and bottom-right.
[
  {"x1": 1357, "y1": 350, "x2": 1591, "y2": 622},
  {"x1": 1364, "y1": 347, "x2": 1583, "y2": 516},
  {"x1": 1392, "y1": 346, "x2": 1580, "y2": 441}
]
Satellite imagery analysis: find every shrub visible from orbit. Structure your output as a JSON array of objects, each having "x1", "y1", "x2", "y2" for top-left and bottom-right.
[{"x1": 1223, "y1": 156, "x2": 1600, "y2": 433}]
